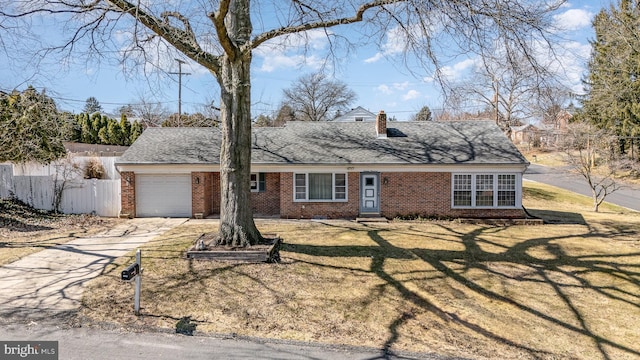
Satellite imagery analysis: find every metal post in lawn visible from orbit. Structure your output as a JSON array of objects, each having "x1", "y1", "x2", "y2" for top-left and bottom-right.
[{"x1": 134, "y1": 249, "x2": 141, "y2": 316}]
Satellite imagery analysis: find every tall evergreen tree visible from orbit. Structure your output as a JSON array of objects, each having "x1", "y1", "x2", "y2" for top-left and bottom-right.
[
  {"x1": 273, "y1": 104, "x2": 295, "y2": 126},
  {"x1": 581, "y1": 0, "x2": 640, "y2": 158},
  {"x1": 107, "y1": 119, "x2": 124, "y2": 145},
  {"x1": 412, "y1": 106, "x2": 433, "y2": 121},
  {"x1": 97, "y1": 126, "x2": 110, "y2": 145},
  {"x1": 83, "y1": 96, "x2": 103, "y2": 114},
  {"x1": 79, "y1": 113, "x2": 93, "y2": 143},
  {"x1": 120, "y1": 114, "x2": 131, "y2": 145},
  {"x1": 129, "y1": 120, "x2": 143, "y2": 144},
  {"x1": 0, "y1": 87, "x2": 66, "y2": 163}
]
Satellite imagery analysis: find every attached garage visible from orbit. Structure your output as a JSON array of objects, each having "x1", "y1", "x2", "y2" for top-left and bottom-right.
[{"x1": 136, "y1": 174, "x2": 192, "y2": 217}]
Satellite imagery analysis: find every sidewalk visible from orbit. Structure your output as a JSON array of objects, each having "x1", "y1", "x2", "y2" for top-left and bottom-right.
[{"x1": 0, "y1": 218, "x2": 186, "y2": 320}]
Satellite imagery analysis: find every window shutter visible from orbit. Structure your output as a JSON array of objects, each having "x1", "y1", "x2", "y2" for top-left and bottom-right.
[{"x1": 258, "y1": 173, "x2": 266, "y2": 192}]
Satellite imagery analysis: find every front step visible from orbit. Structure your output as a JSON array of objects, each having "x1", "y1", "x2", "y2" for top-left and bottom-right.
[{"x1": 356, "y1": 216, "x2": 388, "y2": 223}]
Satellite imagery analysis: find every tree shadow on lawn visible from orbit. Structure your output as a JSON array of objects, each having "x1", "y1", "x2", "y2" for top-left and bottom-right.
[
  {"x1": 0, "y1": 214, "x2": 54, "y2": 232},
  {"x1": 524, "y1": 209, "x2": 586, "y2": 225},
  {"x1": 284, "y1": 222, "x2": 640, "y2": 360}
]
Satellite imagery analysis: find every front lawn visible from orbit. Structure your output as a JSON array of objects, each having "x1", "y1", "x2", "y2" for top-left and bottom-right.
[
  {"x1": 81, "y1": 182, "x2": 640, "y2": 359},
  {"x1": 0, "y1": 199, "x2": 120, "y2": 266}
]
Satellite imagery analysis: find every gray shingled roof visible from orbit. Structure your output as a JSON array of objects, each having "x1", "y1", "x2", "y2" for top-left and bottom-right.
[{"x1": 116, "y1": 121, "x2": 527, "y2": 166}]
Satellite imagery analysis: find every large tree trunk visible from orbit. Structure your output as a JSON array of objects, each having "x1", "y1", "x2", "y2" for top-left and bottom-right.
[{"x1": 216, "y1": 52, "x2": 263, "y2": 247}]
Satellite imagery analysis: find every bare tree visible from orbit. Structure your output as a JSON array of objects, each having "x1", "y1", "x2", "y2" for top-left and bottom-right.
[
  {"x1": 52, "y1": 154, "x2": 84, "y2": 213},
  {"x1": 447, "y1": 53, "x2": 563, "y2": 128},
  {"x1": 133, "y1": 97, "x2": 170, "y2": 128},
  {"x1": 283, "y1": 72, "x2": 357, "y2": 121},
  {"x1": 537, "y1": 85, "x2": 574, "y2": 129},
  {"x1": 561, "y1": 122, "x2": 622, "y2": 212},
  {"x1": 0, "y1": 0, "x2": 564, "y2": 246},
  {"x1": 162, "y1": 112, "x2": 218, "y2": 127}
]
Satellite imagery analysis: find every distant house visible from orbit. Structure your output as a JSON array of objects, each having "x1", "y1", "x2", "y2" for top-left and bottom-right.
[
  {"x1": 511, "y1": 110, "x2": 573, "y2": 147},
  {"x1": 116, "y1": 111, "x2": 529, "y2": 219},
  {"x1": 554, "y1": 110, "x2": 573, "y2": 130},
  {"x1": 333, "y1": 106, "x2": 377, "y2": 122},
  {"x1": 510, "y1": 124, "x2": 541, "y2": 146}
]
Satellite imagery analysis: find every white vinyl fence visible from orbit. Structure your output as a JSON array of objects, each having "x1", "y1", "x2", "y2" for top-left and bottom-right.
[{"x1": 0, "y1": 157, "x2": 121, "y2": 217}]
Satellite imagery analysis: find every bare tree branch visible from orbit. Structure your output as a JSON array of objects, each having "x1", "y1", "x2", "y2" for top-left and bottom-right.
[
  {"x1": 107, "y1": 0, "x2": 220, "y2": 72},
  {"x1": 208, "y1": 0, "x2": 237, "y2": 62},
  {"x1": 251, "y1": 0, "x2": 400, "y2": 49}
]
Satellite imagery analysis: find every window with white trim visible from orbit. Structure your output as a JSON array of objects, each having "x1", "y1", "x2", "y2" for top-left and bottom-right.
[
  {"x1": 453, "y1": 174, "x2": 517, "y2": 207},
  {"x1": 250, "y1": 173, "x2": 266, "y2": 192},
  {"x1": 453, "y1": 174, "x2": 472, "y2": 206},
  {"x1": 294, "y1": 173, "x2": 347, "y2": 201},
  {"x1": 497, "y1": 174, "x2": 516, "y2": 206}
]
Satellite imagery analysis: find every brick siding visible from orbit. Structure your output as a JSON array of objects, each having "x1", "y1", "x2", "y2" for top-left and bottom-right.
[
  {"x1": 279, "y1": 172, "x2": 360, "y2": 219},
  {"x1": 192, "y1": 172, "x2": 216, "y2": 217},
  {"x1": 122, "y1": 170, "x2": 525, "y2": 219},
  {"x1": 210, "y1": 172, "x2": 220, "y2": 215},
  {"x1": 252, "y1": 173, "x2": 280, "y2": 216},
  {"x1": 380, "y1": 172, "x2": 450, "y2": 218},
  {"x1": 381, "y1": 172, "x2": 525, "y2": 219},
  {"x1": 120, "y1": 171, "x2": 135, "y2": 217}
]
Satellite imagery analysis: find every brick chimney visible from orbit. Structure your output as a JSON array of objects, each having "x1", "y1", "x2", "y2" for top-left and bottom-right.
[{"x1": 376, "y1": 110, "x2": 387, "y2": 138}]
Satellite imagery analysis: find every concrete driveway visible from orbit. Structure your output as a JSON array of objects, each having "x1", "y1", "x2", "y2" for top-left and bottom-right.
[{"x1": 0, "y1": 218, "x2": 186, "y2": 320}]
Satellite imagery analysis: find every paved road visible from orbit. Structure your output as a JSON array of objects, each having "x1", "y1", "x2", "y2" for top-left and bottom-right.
[
  {"x1": 524, "y1": 164, "x2": 640, "y2": 211},
  {"x1": 0, "y1": 323, "x2": 446, "y2": 360},
  {"x1": 0, "y1": 218, "x2": 186, "y2": 319}
]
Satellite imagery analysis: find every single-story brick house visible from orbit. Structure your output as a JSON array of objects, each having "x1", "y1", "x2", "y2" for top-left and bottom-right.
[{"x1": 115, "y1": 111, "x2": 529, "y2": 219}]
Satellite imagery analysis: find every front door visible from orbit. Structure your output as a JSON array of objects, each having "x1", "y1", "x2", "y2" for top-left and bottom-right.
[{"x1": 360, "y1": 173, "x2": 379, "y2": 214}]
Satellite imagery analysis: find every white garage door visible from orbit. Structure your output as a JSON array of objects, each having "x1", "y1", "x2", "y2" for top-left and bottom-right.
[{"x1": 136, "y1": 174, "x2": 192, "y2": 217}]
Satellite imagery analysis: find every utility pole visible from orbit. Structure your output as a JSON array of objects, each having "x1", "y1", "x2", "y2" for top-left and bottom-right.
[
  {"x1": 493, "y1": 77, "x2": 500, "y2": 126},
  {"x1": 169, "y1": 59, "x2": 191, "y2": 121}
]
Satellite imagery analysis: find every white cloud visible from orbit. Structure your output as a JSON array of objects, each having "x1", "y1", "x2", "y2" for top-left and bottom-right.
[
  {"x1": 393, "y1": 81, "x2": 410, "y2": 90},
  {"x1": 375, "y1": 81, "x2": 412, "y2": 95},
  {"x1": 258, "y1": 53, "x2": 324, "y2": 72},
  {"x1": 402, "y1": 90, "x2": 420, "y2": 101},
  {"x1": 365, "y1": 26, "x2": 408, "y2": 63},
  {"x1": 365, "y1": 53, "x2": 383, "y2": 64},
  {"x1": 424, "y1": 57, "x2": 478, "y2": 82},
  {"x1": 554, "y1": 9, "x2": 594, "y2": 31},
  {"x1": 253, "y1": 29, "x2": 330, "y2": 72},
  {"x1": 376, "y1": 84, "x2": 392, "y2": 94}
]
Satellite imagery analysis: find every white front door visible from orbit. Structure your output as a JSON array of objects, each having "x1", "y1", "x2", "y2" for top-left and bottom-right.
[{"x1": 360, "y1": 173, "x2": 379, "y2": 213}]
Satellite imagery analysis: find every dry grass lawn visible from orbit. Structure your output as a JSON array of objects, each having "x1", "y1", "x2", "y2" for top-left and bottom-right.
[
  {"x1": 81, "y1": 182, "x2": 640, "y2": 359},
  {"x1": 0, "y1": 199, "x2": 121, "y2": 266},
  {"x1": 519, "y1": 148, "x2": 568, "y2": 167}
]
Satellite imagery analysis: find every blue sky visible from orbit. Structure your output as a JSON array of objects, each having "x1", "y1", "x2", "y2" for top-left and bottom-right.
[{"x1": 0, "y1": 1, "x2": 607, "y2": 121}]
